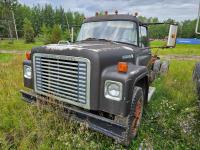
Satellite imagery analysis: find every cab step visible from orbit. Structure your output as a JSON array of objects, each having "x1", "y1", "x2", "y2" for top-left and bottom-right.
[{"x1": 148, "y1": 87, "x2": 156, "y2": 102}]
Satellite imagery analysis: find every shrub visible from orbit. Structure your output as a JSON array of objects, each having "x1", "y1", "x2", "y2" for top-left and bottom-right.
[
  {"x1": 23, "y1": 18, "x2": 35, "y2": 43},
  {"x1": 50, "y1": 24, "x2": 62, "y2": 44},
  {"x1": 62, "y1": 29, "x2": 71, "y2": 42},
  {"x1": 40, "y1": 24, "x2": 51, "y2": 44}
]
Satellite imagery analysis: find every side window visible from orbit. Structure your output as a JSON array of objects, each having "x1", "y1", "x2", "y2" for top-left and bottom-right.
[{"x1": 139, "y1": 26, "x2": 149, "y2": 47}]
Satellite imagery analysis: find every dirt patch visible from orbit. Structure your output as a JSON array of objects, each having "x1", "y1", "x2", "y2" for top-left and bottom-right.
[
  {"x1": 0, "y1": 50, "x2": 25, "y2": 54},
  {"x1": 161, "y1": 55, "x2": 200, "y2": 61}
]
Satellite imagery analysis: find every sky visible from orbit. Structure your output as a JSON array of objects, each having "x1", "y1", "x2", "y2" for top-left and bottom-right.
[{"x1": 18, "y1": 0, "x2": 199, "y2": 21}]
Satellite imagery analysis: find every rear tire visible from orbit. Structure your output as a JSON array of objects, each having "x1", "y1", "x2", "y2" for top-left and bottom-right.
[
  {"x1": 160, "y1": 61, "x2": 169, "y2": 75},
  {"x1": 124, "y1": 86, "x2": 144, "y2": 146},
  {"x1": 153, "y1": 60, "x2": 161, "y2": 78},
  {"x1": 193, "y1": 62, "x2": 200, "y2": 100}
]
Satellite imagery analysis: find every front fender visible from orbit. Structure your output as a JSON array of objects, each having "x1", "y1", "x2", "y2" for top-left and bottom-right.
[{"x1": 99, "y1": 63, "x2": 148, "y2": 117}]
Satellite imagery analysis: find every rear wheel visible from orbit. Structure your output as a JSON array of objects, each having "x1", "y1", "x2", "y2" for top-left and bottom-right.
[
  {"x1": 125, "y1": 86, "x2": 144, "y2": 146},
  {"x1": 153, "y1": 60, "x2": 161, "y2": 78},
  {"x1": 153, "y1": 60, "x2": 161, "y2": 72},
  {"x1": 193, "y1": 62, "x2": 200, "y2": 100},
  {"x1": 160, "y1": 61, "x2": 169, "y2": 75}
]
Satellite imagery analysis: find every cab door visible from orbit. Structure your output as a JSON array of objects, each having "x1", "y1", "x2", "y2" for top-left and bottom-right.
[{"x1": 136, "y1": 26, "x2": 151, "y2": 66}]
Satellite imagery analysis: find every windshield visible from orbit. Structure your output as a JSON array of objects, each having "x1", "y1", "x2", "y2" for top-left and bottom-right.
[{"x1": 77, "y1": 21, "x2": 138, "y2": 45}]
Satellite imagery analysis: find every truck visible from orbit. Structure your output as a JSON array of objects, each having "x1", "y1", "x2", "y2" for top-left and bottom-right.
[{"x1": 20, "y1": 12, "x2": 177, "y2": 146}]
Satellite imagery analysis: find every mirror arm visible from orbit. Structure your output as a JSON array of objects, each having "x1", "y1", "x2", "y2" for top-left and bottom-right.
[
  {"x1": 150, "y1": 46, "x2": 173, "y2": 49},
  {"x1": 139, "y1": 46, "x2": 173, "y2": 51}
]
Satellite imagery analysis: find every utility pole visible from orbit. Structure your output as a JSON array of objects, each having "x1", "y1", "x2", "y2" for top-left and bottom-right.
[{"x1": 11, "y1": 10, "x2": 18, "y2": 40}]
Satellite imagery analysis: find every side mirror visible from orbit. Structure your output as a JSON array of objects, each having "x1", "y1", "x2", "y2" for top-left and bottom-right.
[{"x1": 167, "y1": 25, "x2": 178, "y2": 48}]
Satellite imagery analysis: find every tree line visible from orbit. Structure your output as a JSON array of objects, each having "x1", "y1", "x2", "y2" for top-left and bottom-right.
[
  {"x1": 0, "y1": 0, "x2": 84, "y2": 43},
  {"x1": 0, "y1": 0, "x2": 199, "y2": 43}
]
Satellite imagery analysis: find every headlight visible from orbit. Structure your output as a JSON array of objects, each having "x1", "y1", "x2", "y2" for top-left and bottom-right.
[
  {"x1": 104, "y1": 80, "x2": 123, "y2": 101},
  {"x1": 24, "y1": 65, "x2": 32, "y2": 79}
]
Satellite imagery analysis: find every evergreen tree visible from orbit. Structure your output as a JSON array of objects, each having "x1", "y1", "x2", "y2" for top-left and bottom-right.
[
  {"x1": 51, "y1": 24, "x2": 62, "y2": 43},
  {"x1": 41, "y1": 23, "x2": 51, "y2": 44},
  {"x1": 23, "y1": 18, "x2": 35, "y2": 43}
]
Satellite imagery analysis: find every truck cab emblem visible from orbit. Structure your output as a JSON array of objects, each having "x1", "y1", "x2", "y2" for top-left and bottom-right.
[{"x1": 122, "y1": 54, "x2": 134, "y2": 60}]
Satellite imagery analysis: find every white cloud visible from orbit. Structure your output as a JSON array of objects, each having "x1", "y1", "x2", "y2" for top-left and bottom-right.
[{"x1": 19, "y1": 0, "x2": 199, "y2": 21}]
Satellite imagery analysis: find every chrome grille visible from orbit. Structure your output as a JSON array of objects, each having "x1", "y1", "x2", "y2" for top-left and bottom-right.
[{"x1": 33, "y1": 53, "x2": 91, "y2": 109}]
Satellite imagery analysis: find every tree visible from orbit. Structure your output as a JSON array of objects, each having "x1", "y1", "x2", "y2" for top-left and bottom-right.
[
  {"x1": 62, "y1": 29, "x2": 71, "y2": 41},
  {"x1": 5, "y1": 2, "x2": 200, "y2": 39},
  {"x1": 14, "y1": 4, "x2": 32, "y2": 37},
  {"x1": 40, "y1": 23, "x2": 51, "y2": 44},
  {"x1": 51, "y1": 24, "x2": 62, "y2": 43},
  {"x1": 181, "y1": 20, "x2": 197, "y2": 38},
  {"x1": 31, "y1": 5, "x2": 42, "y2": 35},
  {"x1": 42, "y1": 4, "x2": 55, "y2": 27},
  {"x1": 23, "y1": 18, "x2": 35, "y2": 43}
]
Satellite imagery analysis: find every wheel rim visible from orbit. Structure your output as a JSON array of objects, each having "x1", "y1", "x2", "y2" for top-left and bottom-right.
[{"x1": 131, "y1": 98, "x2": 143, "y2": 135}]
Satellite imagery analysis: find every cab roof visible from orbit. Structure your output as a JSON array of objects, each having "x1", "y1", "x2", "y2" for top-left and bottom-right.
[{"x1": 84, "y1": 14, "x2": 144, "y2": 25}]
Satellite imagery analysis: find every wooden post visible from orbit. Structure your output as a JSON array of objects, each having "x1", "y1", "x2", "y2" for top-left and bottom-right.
[{"x1": 71, "y1": 27, "x2": 74, "y2": 43}]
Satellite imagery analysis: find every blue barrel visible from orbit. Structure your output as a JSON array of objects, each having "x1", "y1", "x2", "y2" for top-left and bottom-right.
[{"x1": 176, "y1": 38, "x2": 200, "y2": 44}]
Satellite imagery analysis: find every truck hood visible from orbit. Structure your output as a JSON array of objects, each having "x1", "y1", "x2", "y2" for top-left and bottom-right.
[
  {"x1": 32, "y1": 41, "x2": 136, "y2": 66},
  {"x1": 40, "y1": 41, "x2": 134, "y2": 52},
  {"x1": 31, "y1": 41, "x2": 137, "y2": 110}
]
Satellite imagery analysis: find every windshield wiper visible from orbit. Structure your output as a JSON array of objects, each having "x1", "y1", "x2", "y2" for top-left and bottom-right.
[
  {"x1": 81, "y1": 38, "x2": 136, "y2": 46},
  {"x1": 82, "y1": 37, "x2": 99, "y2": 41},
  {"x1": 98, "y1": 38, "x2": 112, "y2": 42},
  {"x1": 99, "y1": 39, "x2": 135, "y2": 45},
  {"x1": 82, "y1": 38, "x2": 113, "y2": 43},
  {"x1": 112, "y1": 40, "x2": 137, "y2": 46}
]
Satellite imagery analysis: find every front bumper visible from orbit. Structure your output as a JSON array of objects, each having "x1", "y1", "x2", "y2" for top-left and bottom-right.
[{"x1": 20, "y1": 90, "x2": 129, "y2": 144}]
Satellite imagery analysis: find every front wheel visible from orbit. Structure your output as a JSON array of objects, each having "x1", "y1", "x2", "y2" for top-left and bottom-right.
[{"x1": 124, "y1": 86, "x2": 144, "y2": 146}]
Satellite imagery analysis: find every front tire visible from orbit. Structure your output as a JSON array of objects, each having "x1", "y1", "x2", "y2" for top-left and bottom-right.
[{"x1": 124, "y1": 86, "x2": 144, "y2": 146}]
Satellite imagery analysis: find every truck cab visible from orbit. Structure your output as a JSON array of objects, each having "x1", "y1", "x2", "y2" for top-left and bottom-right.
[{"x1": 21, "y1": 13, "x2": 176, "y2": 146}]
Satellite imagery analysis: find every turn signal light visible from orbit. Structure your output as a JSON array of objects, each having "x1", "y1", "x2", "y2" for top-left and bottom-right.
[
  {"x1": 117, "y1": 62, "x2": 128, "y2": 73},
  {"x1": 26, "y1": 51, "x2": 31, "y2": 60}
]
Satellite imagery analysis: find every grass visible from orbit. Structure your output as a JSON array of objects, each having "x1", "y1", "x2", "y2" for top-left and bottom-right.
[
  {"x1": 0, "y1": 39, "x2": 44, "y2": 51},
  {"x1": 134, "y1": 60, "x2": 200, "y2": 149},
  {"x1": 0, "y1": 54, "x2": 13, "y2": 62},
  {"x1": 0, "y1": 54, "x2": 200, "y2": 149},
  {"x1": 0, "y1": 55, "x2": 119, "y2": 149},
  {"x1": 151, "y1": 40, "x2": 200, "y2": 56}
]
